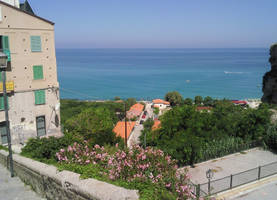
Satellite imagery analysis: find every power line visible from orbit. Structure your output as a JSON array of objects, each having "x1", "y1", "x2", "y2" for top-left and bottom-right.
[{"x1": 59, "y1": 87, "x2": 99, "y2": 100}]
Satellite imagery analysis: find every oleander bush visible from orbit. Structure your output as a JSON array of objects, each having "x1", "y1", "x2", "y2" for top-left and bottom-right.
[{"x1": 56, "y1": 142, "x2": 195, "y2": 200}]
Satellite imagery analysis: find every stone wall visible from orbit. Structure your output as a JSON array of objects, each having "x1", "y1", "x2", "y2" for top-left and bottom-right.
[
  {"x1": 0, "y1": 150, "x2": 139, "y2": 200},
  {"x1": 262, "y1": 43, "x2": 277, "y2": 104}
]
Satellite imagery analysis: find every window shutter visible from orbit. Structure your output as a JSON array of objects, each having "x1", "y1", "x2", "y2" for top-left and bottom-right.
[
  {"x1": 0, "y1": 97, "x2": 4, "y2": 110},
  {"x1": 0, "y1": 96, "x2": 8, "y2": 110},
  {"x1": 35, "y1": 90, "x2": 45, "y2": 105},
  {"x1": 2, "y1": 36, "x2": 11, "y2": 61},
  {"x1": 33, "y1": 65, "x2": 43, "y2": 80},
  {"x1": 30, "y1": 36, "x2": 41, "y2": 52}
]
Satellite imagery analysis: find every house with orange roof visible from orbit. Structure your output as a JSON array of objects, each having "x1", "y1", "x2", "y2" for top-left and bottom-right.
[
  {"x1": 152, "y1": 99, "x2": 170, "y2": 110},
  {"x1": 196, "y1": 106, "x2": 212, "y2": 112},
  {"x1": 152, "y1": 120, "x2": 161, "y2": 131},
  {"x1": 127, "y1": 103, "x2": 144, "y2": 119},
  {"x1": 113, "y1": 121, "x2": 136, "y2": 139}
]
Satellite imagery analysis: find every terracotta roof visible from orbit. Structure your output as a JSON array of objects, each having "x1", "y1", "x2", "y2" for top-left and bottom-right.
[
  {"x1": 0, "y1": 1, "x2": 54, "y2": 25},
  {"x1": 152, "y1": 99, "x2": 170, "y2": 105},
  {"x1": 231, "y1": 100, "x2": 247, "y2": 105},
  {"x1": 113, "y1": 121, "x2": 136, "y2": 139},
  {"x1": 152, "y1": 120, "x2": 161, "y2": 131},
  {"x1": 196, "y1": 107, "x2": 212, "y2": 111},
  {"x1": 129, "y1": 103, "x2": 144, "y2": 112}
]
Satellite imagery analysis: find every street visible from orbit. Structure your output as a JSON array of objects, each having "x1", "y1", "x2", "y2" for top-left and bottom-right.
[
  {"x1": 128, "y1": 102, "x2": 153, "y2": 147},
  {"x1": 0, "y1": 164, "x2": 45, "y2": 200}
]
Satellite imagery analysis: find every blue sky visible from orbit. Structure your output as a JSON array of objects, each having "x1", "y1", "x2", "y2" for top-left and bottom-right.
[{"x1": 27, "y1": 0, "x2": 277, "y2": 48}]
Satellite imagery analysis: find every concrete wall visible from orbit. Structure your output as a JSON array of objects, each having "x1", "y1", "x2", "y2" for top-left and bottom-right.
[
  {"x1": 0, "y1": 2, "x2": 61, "y2": 145},
  {"x1": 0, "y1": 150, "x2": 139, "y2": 200}
]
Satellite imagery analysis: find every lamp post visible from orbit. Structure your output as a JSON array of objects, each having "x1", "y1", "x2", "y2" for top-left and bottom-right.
[
  {"x1": 0, "y1": 52, "x2": 14, "y2": 177},
  {"x1": 206, "y1": 169, "x2": 214, "y2": 195}
]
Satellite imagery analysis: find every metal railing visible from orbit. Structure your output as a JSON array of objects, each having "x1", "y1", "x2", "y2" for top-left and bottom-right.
[{"x1": 193, "y1": 161, "x2": 277, "y2": 197}]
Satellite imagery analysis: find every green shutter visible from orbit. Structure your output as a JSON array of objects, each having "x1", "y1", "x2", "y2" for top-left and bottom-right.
[
  {"x1": 2, "y1": 36, "x2": 11, "y2": 61},
  {"x1": 0, "y1": 97, "x2": 4, "y2": 110},
  {"x1": 30, "y1": 36, "x2": 41, "y2": 52},
  {"x1": 35, "y1": 90, "x2": 45, "y2": 105},
  {"x1": 33, "y1": 65, "x2": 43, "y2": 80},
  {"x1": 0, "y1": 96, "x2": 8, "y2": 110}
]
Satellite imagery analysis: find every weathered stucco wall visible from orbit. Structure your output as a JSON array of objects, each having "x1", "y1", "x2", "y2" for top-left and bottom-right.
[
  {"x1": 0, "y1": 150, "x2": 139, "y2": 200},
  {"x1": 0, "y1": 2, "x2": 61, "y2": 145}
]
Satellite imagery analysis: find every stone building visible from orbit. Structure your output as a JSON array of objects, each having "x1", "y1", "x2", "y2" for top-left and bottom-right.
[{"x1": 0, "y1": 0, "x2": 62, "y2": 145}]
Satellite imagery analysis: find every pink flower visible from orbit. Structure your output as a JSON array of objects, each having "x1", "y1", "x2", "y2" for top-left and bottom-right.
[
  {"x1": 142, "y1": 155, "x2": 146, "y2": 160},
  {"x1": 165, "y1": 183, "x2": 171, "y2": 188}
]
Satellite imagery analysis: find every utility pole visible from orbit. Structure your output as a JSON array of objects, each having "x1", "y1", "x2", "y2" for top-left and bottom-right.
[
  {"x1": 124, "y1": 103, "x2": 127, "y2": 147},
  {"x1": 2, "y1": 69, "x2": 14, "y2": 177}
]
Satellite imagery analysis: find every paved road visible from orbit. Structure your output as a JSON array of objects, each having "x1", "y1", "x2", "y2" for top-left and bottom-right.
[
  {"x1": 128, "y1": 102, "x2": 153, "y2": 147},
  {"x1": 0, "y1": 164, "x2": 44, "y2": 200},
  {"x1": 182, "y1": 148, "x2": 277, "y2": 184},
  {"x1": 232, "y1": 179, "x2": 277, "y2": 200}
]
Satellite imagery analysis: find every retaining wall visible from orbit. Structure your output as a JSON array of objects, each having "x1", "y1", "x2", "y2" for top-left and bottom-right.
[{"x1": 0, "y1": 150, "x2": 139, "y2": 200}]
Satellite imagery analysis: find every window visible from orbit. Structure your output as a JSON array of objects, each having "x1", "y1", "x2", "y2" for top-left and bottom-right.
[
  {"x1": 33, "y1": 65, "x2": 43, "y2": 80},
  {"x1": 34, "y1": 90, "x2": 45, "y2": 105},
  {"x1": 36, "y1": 116, "x2": 46, "y2": 137},
  {"x1": 0, "y1": 122, "x2": 7, "y2": 144},
  {"x1": 0, "y1": 96, "x2": 8, "y2": 110},
  {"x1": 0, "y1": 35, "x2": 11, "y2": 61},
  {"x1": 30, "y1": 36, "x2": 41, "y2": 52}
]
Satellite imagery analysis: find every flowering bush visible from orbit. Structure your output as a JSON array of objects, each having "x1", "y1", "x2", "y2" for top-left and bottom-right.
[{"x1": 56, "y1": 142, "x2": 195, "y2": 199}]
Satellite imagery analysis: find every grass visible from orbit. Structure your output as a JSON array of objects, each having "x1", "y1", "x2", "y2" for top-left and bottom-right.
[{"x1": 0, "y1": 145, "x2": 8, "y2": 151}]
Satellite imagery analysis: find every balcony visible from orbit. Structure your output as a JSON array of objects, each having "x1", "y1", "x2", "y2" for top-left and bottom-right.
[{"x1": 0, "y1": 81, "x2": 14, "y2": 93}]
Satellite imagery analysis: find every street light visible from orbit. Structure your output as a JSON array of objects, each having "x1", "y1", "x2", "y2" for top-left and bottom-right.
[
  {"x1": 206, "y1": 169, "x2": 214, "y2": 195},
  {"x1": 0, "y1": 52, "x2": 14, "y2": 177}
]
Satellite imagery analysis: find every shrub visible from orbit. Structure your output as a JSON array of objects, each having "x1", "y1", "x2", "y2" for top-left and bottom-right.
[
  {"x1": 21, "y1": 133, "x2": 80, "y2": 163},
  {"x1": 265, "y1": 124, "x2": 277, "y2": 151},
  {"x1": 56, "y1": 142, "x2": 195, "y2": 199}
]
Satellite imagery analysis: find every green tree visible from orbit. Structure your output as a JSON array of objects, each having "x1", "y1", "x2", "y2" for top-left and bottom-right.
[
  {"x1": 125, "y1": 98, "x2": 137, "y2": 109},
  {"x1": 153, "y1": 107, "x2": 159, "y2": 115},
  {"x1": 203, "y1": 96, "x2": 214, "y2": 107},
  {"x1": 65, "y1": 107, "x2": 121, "y2": 146},
  {"x1": 184, "y1": 98, "x2": 193, "y2": 105},
  {"x1": 194, "y1": 96, "x2": 203, "y2": 105},
  {"x1": 114, "y1": 96, "x2": 121, "y2": 101},
  {"x1": 165, "y1": 91, "x2": 183, "y2": 106}
]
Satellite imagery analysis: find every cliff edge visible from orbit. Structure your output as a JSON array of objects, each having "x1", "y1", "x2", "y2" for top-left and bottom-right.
[{"x1": 262, "y1": 43, "x2": 277, "y2": 104}]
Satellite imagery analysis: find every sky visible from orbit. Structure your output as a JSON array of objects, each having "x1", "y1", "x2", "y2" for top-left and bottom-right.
[{"x1": 27, "y1": 0, "x2": 277, "y2": 48}]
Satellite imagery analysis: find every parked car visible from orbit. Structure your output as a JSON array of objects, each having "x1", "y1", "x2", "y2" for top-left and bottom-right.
[
  {"x1": 142, "y1": 115, "x2": 146, "y2": 119},
  {"x1": 144, "y1": 111, "x2": 147, "y2": 115},
  {"x1": 140, "y1": 120, "x2": 144, "y2": 124}
]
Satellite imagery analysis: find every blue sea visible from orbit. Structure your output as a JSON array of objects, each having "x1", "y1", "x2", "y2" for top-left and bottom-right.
[{"x1": 56, "y1": 48, "x2": 270, "y2": 100}]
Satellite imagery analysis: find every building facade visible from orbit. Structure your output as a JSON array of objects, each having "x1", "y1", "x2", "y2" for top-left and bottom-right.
[{"x1": 0, "y1": 0, "x2": 62, "y2": 145}]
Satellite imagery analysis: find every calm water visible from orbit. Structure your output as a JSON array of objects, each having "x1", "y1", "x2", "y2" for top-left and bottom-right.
[{"x1": 56, "y1": 48, "x2": 270, "y2": 100}]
